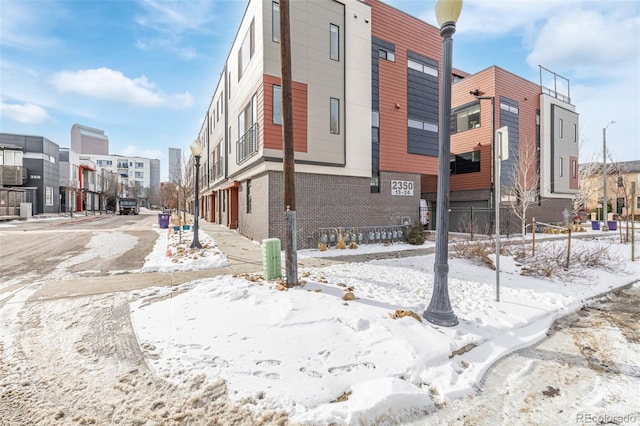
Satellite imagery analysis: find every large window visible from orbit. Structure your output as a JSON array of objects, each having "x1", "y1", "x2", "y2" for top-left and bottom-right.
[
  {"x1": 453, "y1": 103, "x2": 480, "y2": 133},
  {"x1": 330, "y1": 98, "x2": 340, "y2": 134},
  {"x1": 559, "y1": 157, "x2": 563, "y2": 177},
  {"x1": 450, "y1": 150, "x2": 481, "y2": 175},
  {"x1": 330, "y1": 24, "x2": 339, "y2": 61},
  {"x1": 273, "y1": 85, "x2": 282, "y2": 125},
  {"x1": 272, "y1": 2, "x2": 280, "y2": 42},
  {"x1": 238, "y1": 19, "x2": 255, "y2": 79}
]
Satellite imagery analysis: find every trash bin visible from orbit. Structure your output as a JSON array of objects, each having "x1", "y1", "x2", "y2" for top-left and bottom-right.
[
  {"x1": 607, "y1": 221, "x2": 617, "y2": 231},
  {"x1": 591, "y1": 221, "x2": 600, "y2": 230},
  {"x1": 158, "y1": 213, "x2": 170, "y2": 229}
]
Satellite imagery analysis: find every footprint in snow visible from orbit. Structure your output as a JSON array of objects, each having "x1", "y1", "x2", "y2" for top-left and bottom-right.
[{"x1": 299, "y1": 367, "x2": 323, "y2": 378}]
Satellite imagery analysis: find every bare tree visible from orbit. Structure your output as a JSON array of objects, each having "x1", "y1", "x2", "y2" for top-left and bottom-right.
[
  {"x1": 170, "y1": 150, "x2": 190, "y2": 224},
  {"x1": 573, "y1": 159, "x2": 602, "y2": 214},
  {"x1": 605, "y1": 154, "x2": 631, "y2": 218},
  {"x1": 506, "y1": 138, "x2": 540, "y2": 250}
]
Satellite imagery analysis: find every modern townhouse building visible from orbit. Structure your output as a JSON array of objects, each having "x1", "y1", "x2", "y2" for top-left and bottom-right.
[
  {"x1": 0, "y1": 142, "x2": 28, "y2": 216},
  {"x1": 59, "y1": 149, "x2": 121, "y2": 213},
  {"x1": 0, "y1": 133, "x2": 60, "y2": 215},
  {"x1": 421, "y1": 65, "x2": 579, "y2": 231},
  {"x1": 192, "y1": 0, "x2": 579, "y2": 248}
]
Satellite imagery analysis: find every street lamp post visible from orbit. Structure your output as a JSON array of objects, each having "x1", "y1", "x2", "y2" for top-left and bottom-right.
[
  {"x1": 190, "y1": 140, "x2": 202, "y2": 249},
  {"x1": 424, "y1": 0, "x2": 462, "y2": 327},
  {"x1": 601, "y1": 121, "x2": 615, "y2": 231}
]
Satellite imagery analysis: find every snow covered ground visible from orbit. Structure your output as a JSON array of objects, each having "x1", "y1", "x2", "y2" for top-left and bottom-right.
[{"x1": 130, "y1": 225, "x2": 640, "y2": 425}]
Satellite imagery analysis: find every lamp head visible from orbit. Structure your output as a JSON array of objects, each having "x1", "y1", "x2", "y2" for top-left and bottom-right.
[
  {"x1": 470, "y1": 89, "x2": 480, "y2": 97},
  {"x1": 190, "y1": 140, "x2": 203, "y2": 157},
  {"x1": 436, "y1": 0, "x2": 463, "y2": 27}
]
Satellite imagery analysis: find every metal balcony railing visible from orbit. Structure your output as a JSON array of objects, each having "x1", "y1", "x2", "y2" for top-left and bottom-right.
[{"x1": 236, "y1": 123, "x2": 259, "y2": 165}]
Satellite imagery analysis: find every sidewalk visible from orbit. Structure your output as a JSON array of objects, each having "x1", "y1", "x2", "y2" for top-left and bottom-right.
[{"x1": 198, "y1": 220, "x2": 437, "y2": 270}]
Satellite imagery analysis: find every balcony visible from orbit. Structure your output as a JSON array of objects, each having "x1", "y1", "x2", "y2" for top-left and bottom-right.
[
  {"x1": 0, "y1": 165, "x2": 26, "y2": 186},
  {"x1": 236, "y1": 123, "x2": 259, "y2": 165}
]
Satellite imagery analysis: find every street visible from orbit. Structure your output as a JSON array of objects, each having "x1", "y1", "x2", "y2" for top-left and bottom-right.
[{"x1": 0, "y1": 212, "x2": 287, "y2": 424}]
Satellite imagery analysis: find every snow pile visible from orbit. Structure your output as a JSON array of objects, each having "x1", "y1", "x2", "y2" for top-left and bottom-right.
[{"x1": 141, "y1": 226, "x2": 229, "y2": 272}]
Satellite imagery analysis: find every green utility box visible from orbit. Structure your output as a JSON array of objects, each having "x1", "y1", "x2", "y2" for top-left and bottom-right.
[{"x1": 262, "y1": 238, "x2": 282, "y2": 280}]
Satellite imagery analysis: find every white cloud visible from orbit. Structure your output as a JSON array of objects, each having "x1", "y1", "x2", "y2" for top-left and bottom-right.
[
  {"x1": 134, "y1": 0, "x2": 218, "y2": 59},
  {"x1": 526, "y1": 9, "x2": 640, "y2": 77},
  {"x1": 136, "y1": 0, "x2": 216, "y2": 32},
  {"x1": 50, "y1": 67, "x2": 192, "y2": 109},
  {"x1": 0, "y1": 101, "x2": 52, "y2": 124},
  {"x1": 0, "y1": 1, "x2": 63, "y2": 50}
]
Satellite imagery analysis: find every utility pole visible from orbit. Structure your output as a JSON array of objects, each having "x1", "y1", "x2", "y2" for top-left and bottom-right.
[{"x1": 279, "y1": 0, "x2": 298, "y2": 287}]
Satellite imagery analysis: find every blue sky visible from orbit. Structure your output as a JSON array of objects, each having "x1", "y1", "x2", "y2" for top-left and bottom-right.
[{"x1": 1, "y1": 0, "x2": 638, "y2": 181}]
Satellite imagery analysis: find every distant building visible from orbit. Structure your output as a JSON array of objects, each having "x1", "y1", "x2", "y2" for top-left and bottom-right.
[
  {"x1": 168, "y1": 148, "x2": 182, "y2": 183},
  {"x1": 92, "y1": 154, "x2": 160, "y2": 207},
  {"x1": 71, "y1": 124, "x2": 109, "y2": 155},
  {"x1": 580, "y1": 160, "x2": 640, "y2": 217}
]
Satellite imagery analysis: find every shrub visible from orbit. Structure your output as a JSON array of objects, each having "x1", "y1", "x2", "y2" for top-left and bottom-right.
[{"x1": 403, "y1": 222, "x2": 425, "y2": 245}]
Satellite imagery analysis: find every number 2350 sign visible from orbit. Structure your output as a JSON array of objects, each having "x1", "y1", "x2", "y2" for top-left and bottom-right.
[{"x1": 391, "y1": 180, "x2": 414, "y2": 196}]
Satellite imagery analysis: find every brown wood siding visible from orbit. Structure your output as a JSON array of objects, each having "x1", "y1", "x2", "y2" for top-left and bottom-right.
[
  {"x1": 262, "y1": 74, "x2": 308, "y2": 153},
  {"x1": 368, "y1": 0, "x2": 440, "y2": 175}
]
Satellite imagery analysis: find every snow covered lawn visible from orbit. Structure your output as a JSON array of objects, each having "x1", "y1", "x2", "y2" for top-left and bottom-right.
[{"x1": 133, "y1": 228, "x2": 640, "y2": 424}]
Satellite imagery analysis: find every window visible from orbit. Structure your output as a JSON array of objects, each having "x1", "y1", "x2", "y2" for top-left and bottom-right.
[
  {"x1": 135, "y1": 172, "x2": 144, "y2": 178},
  {"x1": 238, "y1": 19, "x2": 255, "y2": 79},
  {"x1": 559, "y1": 157, "x2": 563, "y2": 177},
  {"x1": 572, "y1": 159, "x2": 577, "y2": 178},
  {"x1": 379, "y1": 48, "x2": 394, "y2": 62},
  {"x1": 330, "y1": 24, "x2": 339, "y2": 61},
  {"x1": 573, "y1": 123, "x2": 577, "y2": 142},
  {"x1": 500, "y1": 102, "x2": 518, "y2": 114},
  {"x1": 135, "y1": 162, "x2": 144, "y2": 168},
  {"x1": 452, "y1": 103, "x2": 480, "y2": 133},
  {"x1": 617, "y1": 177, "x2": 624, "y2": 188},
  {"x1": 273, "y1": 85, "x2": 282, "y2": 125},
  {"x1": 450, "y1": 151, "x2": 481, "y2": 175},
  {"x1": 408, "y1": 119, "x2": 438, "y2": 133},
  {"x1": 372, "y1": 111, "x2": 379, "y2": 128},
  {"x1": 272, "y1": 2, "x2": 280, "y2": 42},
  {"x1": 246, "y1": 179, "x2": 252, "y2": 213},
  {"x1": 407, "y1": 59, "x2": 438, "y2": 77},
  {"x1": 559, "y1": 118, "x2": 564, "y2": 138},
  {"x1": 45, "y1": 187, "x2": 53, "y2": 206},
  {"x1": 330, "y1": 98, "x2": 340, "y2": 134}
]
